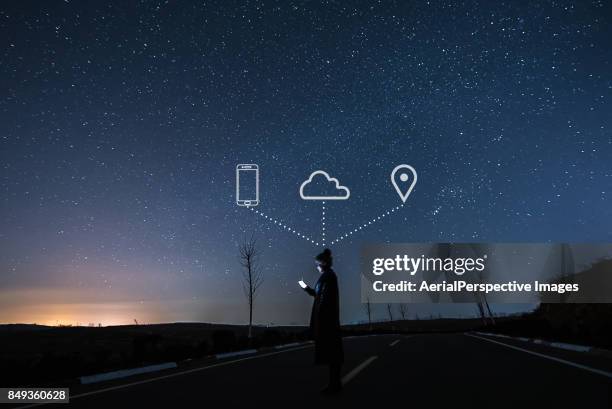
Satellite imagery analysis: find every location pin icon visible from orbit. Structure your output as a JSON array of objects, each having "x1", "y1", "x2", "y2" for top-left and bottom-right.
[{"x1": 390, "y1": 164, "x2": 417, "y2": 203}]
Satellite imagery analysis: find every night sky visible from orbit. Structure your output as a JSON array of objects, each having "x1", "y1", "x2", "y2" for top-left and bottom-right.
[{"x1": 1, "y1": 1, "x2": 611, "y2": 326}]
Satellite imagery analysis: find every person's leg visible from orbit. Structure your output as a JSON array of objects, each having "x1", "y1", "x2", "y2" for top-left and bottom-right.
[
  {"x1": 329, "y1": 363, "x2": 342, "y2": 389},
  {"x1": 322, "y1": 363, "x2": 342, "y2": 394}
]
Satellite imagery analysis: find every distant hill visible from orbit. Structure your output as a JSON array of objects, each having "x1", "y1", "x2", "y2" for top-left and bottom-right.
[{"x1": 0, "y1": 323, "x2": 52, "y2": 332}]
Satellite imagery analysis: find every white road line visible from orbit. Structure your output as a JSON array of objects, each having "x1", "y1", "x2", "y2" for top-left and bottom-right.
[
  {"x1": 389, "y1": 339, "x2": 400, "y2": 347},
  {"x1": 14, "y1": 345, "x2": 314, "y2": 409},
  {"x1": 342, "y1": 356, "x2": 378, "y2": 385},
  {"x1": 466, "y1": 334, "x2": 612, "y2": 379},
  {"x1": 215, "y1": 349, "x2": 257, "y2": 359}
]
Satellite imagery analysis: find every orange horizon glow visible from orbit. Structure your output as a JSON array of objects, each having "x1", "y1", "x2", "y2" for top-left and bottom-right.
[
  {"x1": 0, "y1": 288, "x2": 211, "y2": 327},
  {"x1": 0, "y1": 303, "x2": 165, "y2": 327},
  {"x1": 0, "y1": 287, "x2": 260, "y2": 327}
]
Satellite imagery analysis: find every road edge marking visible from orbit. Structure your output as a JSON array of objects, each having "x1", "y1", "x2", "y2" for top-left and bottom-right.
[
  {"x1": 80, "y1": 362, "x2": 178, "y2": 385},
  {"x1": 389, "y1": 340, "x2": 400, "y2": 347},
  {"x1": 13, "y1": 345, "x2": 314, "y2": 409},
  {"x1": 342, "y1": 356, "x2": 378, "y2": 385},
  {"x1": 465, "y1": 333, "x2": 612, "y2": 379},
  {"x1": 473, "y1": 331, "x2": 593, "y2": 353},
  {"x1": 215, "y1": 349, "x2": 258, "y2": 359}
]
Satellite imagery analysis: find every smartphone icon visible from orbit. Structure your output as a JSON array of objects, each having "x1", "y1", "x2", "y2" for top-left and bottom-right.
[{"x1": 236, "y1": 164, "x2": 259, "y2": 207}]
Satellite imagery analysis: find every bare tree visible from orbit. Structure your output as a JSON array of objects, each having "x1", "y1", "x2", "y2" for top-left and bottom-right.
[
  {"x1": 239, "y1": 235, "x2": 263, "y2": 339},
  {"x1": 470, "y1": 244, "x2": 495, "y2": 325},
  {"x1": 483, "y1": 296, "x2": 495, "y2": 324},
  {"x1": 474, "y1": 295, "x2": 488, "y2": 325},
  {"x1": 474, "y1": 277, "x2": 495, "y2": 325},
  {"x1": 364, "y1": 297, "x2": 372, "y2": 329},
  {"x1": 399, "y1": 303, "x2": 408, "y2": 320},
  {"x1": 386, "y1": 304, "x2": 394, "y2": 321}
]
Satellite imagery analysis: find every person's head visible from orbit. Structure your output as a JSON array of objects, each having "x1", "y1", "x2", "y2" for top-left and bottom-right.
[{"x1": 315, "y1": 248, "x2": 333, "y2": 273}]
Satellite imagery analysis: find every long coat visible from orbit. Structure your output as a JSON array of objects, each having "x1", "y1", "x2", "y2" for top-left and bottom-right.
[{"x1": 306, "y1": 268, "x2": 344, "y2": 365}]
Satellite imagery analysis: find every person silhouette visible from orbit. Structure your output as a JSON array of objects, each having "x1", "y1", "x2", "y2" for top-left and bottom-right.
[{"x1": 302, "y1": 248, "x2": 344, "y2": 394}]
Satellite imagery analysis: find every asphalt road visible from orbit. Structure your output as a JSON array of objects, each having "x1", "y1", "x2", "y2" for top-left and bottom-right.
[{"x1": 15, "y1": 334, "x2": 612, "y2": 408}]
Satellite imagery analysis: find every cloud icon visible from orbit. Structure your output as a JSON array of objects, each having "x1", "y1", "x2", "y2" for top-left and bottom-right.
[{"x1": 300, "y1": 170, "x2": 350, "y2": 200}]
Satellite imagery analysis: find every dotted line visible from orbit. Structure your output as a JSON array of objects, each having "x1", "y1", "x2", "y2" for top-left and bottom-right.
[
  {"x1": 249, "y1": 207, "x2": 319, "y2": 246},
  {"x1": 322, "y1": 202, "x2": 326, "y2": 246},
  {"x1": 329, "y1": 204, "x2": 405, "y2": 245}
]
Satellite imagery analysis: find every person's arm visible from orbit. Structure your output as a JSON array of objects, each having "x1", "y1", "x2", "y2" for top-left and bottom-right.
[{"x1": 299, "y1": 279, "x2": 315, "y2": 296}]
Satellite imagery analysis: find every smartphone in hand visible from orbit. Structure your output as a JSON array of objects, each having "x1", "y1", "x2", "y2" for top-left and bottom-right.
[{"x1": 298, "y1": 280, "x2": 307, "y2": 289}]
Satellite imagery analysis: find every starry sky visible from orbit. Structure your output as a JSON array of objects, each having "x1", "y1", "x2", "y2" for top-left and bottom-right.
[{"x1": 1, "y1": 1, "x2": 611, "y2": 326}]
